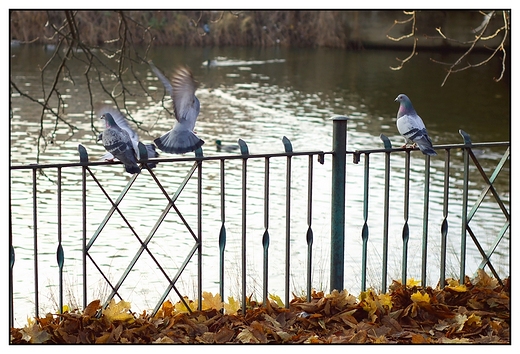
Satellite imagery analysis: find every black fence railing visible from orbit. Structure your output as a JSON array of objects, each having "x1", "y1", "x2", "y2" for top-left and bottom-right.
[{"x1": 9, "y1": 116, "x2": 510, "y2": 328}]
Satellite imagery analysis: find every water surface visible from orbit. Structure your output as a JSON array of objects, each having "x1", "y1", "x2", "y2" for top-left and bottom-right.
[{"x1": 10, "y1": 45, "x2": 510, "y2": 326}]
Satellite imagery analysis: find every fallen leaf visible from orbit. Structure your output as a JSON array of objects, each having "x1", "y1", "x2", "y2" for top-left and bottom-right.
[
  {"x1": 202, "y1": 292, "x2": 223, "y2": 311},
  {"x1": 236, "y1": 328, "x2": 259, "y2": 343},
  {"x1": 103, "y1": 299, "x2": 134, "y2": 323},
  {"x1": 224, "y1": 296, "x2": 240, "y2": 315},
  {"x1": 410, "y1": 291, "x2": 430, "y2": 304}
]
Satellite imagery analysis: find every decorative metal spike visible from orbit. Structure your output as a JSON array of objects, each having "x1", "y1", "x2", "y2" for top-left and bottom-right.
[
  {"x1": 10, "y1": 245, "x2": 15, "y2": 268},
  {"x1": 379, "y1": 134, "x2": 393, "y2": 150},
  {"x1": 353, "y1": 151, "x2": 361, "y2": 164},
  {"x1": 318, "y1": 153, "x2": 325, "y2": 165},
  {"x1": 306, "y1": 228, "x2": 313, "y2": 247},
  {"x1": 262, "y1": 229, "x2": 270, "y2": 249},
  {"x1": 459, "y1": 130, "x2": 472, "y2": 146},
  {"x1": 219, "y1": 224, "x2": 227, "y2": 251},
  {"x1": 77, "y1": 144, "x2": 89, "y2": 163},
  {"x1": 57, "y1": 244, "x2": 64, "y2": 268},
  {"x1": 282, "y1": 136, "x2": 293, "y2": 153},
  {"x1": 238, "y1": 139, "x2": 249, "y2": 155}
]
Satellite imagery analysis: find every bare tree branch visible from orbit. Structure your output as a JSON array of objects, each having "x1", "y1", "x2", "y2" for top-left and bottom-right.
[
  {"x1": 430, "y1": 10, "x2": 509, "y2": 86},
  {"x1": 386, "y1": 10, "x2": 509, "y2": 86},
  {"x1": 10, "y1": 11, "x2": 161, "y2": 162},
  {"x1": 386, "y1": 11, "x2": 418, "y2": 71}
]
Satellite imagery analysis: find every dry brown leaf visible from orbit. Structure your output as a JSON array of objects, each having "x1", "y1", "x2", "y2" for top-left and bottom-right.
[{"x1": 83, "y1": 300, "x2": 101, "y2": 317}]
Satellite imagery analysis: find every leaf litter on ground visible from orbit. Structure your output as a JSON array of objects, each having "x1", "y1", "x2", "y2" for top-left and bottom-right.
[{"x1": 10, "y1": 270, "x2": 509, "y2": 344}]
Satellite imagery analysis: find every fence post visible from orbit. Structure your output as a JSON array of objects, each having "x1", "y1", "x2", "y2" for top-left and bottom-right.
[{"x1": 330, "y1": 115, "x2": 349, "y2": 292}]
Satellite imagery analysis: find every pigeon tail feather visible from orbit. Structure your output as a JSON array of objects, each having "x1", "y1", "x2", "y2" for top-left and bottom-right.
[
  {"x1": 154, "y1": 130, "x2": 205, "y2": 154},
  {"x1": 414, "y1": 137, "x2": 437, "y2": 156},
  {"x1": 142, "y1": 144, "x2": 159, "y2": 169},
  {"x1": 124, "y1": 163, "x2": 141, "y2": 174},
  {"x1": 418, "y1": 145, "x2": 437, "y2": 156}
]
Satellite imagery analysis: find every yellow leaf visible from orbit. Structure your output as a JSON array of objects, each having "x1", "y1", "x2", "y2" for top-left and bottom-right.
[
  {"x1": 269, "y1": 293, "x2": 284, "y2": 307},
  {"x1": 62, "y1": 304, "x2": 70, "y2": 313},
  {"x1": 378, "y1": 293, "x2": 393, "y2": 311},
  {"x1": 224, "y1": 296, "x2": 240, "y2": 315},
  {"x1": 466, "y1": 313, "x2": 482, "y2": 327},
  {"x1": 406, "y1": 278, "x2": 420, "y2": 287},
  {"x1": 202, "y1": 292, "x2": 223, "y2": 311},
  {"x1": 410, "y1": 291, "x2": 430, "y2": 304},
  {"x1": 103, "y1": 299, "x2": 135, "y2": 323},
  {"x1": 446, "y1": 279, "x2": 467, "y2": 292},
  {"x1": 174, "y1": 297, "x2": 197, "y2": 313},
  {"x1": 359, "y1": 289, "x2": 380, "y2": 322}
]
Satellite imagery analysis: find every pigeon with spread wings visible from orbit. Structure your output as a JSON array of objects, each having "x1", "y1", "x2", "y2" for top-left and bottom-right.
[{"x1": 149, "y1": 61, "x2": 205, "y2": 154}]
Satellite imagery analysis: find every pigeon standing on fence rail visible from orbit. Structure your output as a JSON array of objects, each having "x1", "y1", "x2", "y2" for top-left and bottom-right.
[
  {"x1": 149, "y1": 61, "x2": 205, "y2": 154},
  {"x1": 395, "y1": 94, "x2": 437, "y2": 156},
  {"x1": 100, "y1": 112, "x2": 142, "y2": 175},
  {"x1": 97, "y1": 107, "x2": 159, "y2": 169}
]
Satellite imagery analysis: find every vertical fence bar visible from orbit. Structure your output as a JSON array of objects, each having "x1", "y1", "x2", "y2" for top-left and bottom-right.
[
  {"x1": 9, "y1": 198, "x2": 14, "y2": 328},
  {"x1": 283, "y1": 136, "x2": 293, "y2": 308},
  {"x1": 196, "y1": 157, "x2": 203, "y2": 311},
  {"x1": 262, "y1": 157, "x2": 270, "y2": 306},
  {"x1": 56, "y1": 167, "x2": 64, "y2": 314},
  {"x1": 361, "y1": 153, "x2": 370, "y2": 292},
  {"x1": 380, "y1": 134, "x2": 392, "y2": 292},
  {"x1": 242, "y1": 156, "x2": 247, "y2": 313},
  {"x1": 459, "y1": 131, "x2": 471, "y2": 284},
  {"x1": 32, "y1": 167, "x2": 39, "y2": 318},
  {"x1": 330, "y1": 115, "x2": 349, "y2": 292},
  {"x1": 78, "y1": 145, "x2": 88, "y2": 309},
  {"x1": 440, "y1": 149, "x2": 451, "y2": 288},
  {"x1": 238, "y1": 139, "x2": 249, "y2": 314},
  {"x1": 306, "y1": 155, "x2": 314, "y2": 302},
  {"x1": 421, "y1": 155, "x2": 431, "y2": 287},
  {"x1": 401, "y1": 151, "x2": 410, "y2": 286},
  {"x1": 219, "y1": 159, "x2": 226, "y2": 302}
]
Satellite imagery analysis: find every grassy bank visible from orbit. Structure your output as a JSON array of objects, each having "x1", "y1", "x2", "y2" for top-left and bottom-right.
[
  {"x1": 10, "y1": 10, "x2": 364, "y2": 48},
  {"x1": 11, "y1": 10, "x2": 509, "y2": 50}
]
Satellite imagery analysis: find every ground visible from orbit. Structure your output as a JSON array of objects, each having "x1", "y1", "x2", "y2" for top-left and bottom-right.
[{"x1": 10, "y1": 270, "x2": 509, "y2": 344}]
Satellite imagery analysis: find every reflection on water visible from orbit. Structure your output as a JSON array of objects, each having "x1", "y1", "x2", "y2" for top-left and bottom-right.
[{"x1": 10, "y1": 45, "x2": 509, "y2": 326}]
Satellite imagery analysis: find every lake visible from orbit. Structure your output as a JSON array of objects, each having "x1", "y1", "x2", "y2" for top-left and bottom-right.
[{"x1": 9, "y1": 44, "x2": 510, "y2": 326}]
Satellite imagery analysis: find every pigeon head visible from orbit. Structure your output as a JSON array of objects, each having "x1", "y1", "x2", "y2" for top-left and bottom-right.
[
  {"x1": 395, "y1": 93, "x2": 417, "y2": 118},
  {"x1": 101, "y1": 113, "x2": 117, "y2": 128}
]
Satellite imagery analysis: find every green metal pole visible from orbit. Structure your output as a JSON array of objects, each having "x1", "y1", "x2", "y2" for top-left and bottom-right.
[{"x1": 330, "y1": 115, "x2": 349, "y2": 292}]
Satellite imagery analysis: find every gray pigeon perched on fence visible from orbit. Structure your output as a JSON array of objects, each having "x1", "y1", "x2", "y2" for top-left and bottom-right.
[
  {"x1": 395, "y1": 94, "x2": 437, "y2": 156},
  {"x1": 100, "y1": 112, "x2": 142, "y2": 174},
  {"x1": 149, "y1": 61, "x2": 205, "y2": 154},
  {"x1": 97, "y1": 107, "x2": 159, "y2": 169}
]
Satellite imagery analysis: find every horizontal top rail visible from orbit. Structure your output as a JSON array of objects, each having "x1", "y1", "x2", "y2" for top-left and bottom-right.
[
  {"x1": 352, "y1": 141, "x2": 510, "y2": 155},
  {"x1": 9, "y1": 149, "x2": 328, "y2": 170},
  {"x1": 9, "y1": 140, "x2": 509, "y2": 171}
]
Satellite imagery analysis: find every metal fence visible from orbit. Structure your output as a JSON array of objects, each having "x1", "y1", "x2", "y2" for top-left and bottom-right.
[{"x1": 9, "y1": 116, "x2": 510, "y2": 327}]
